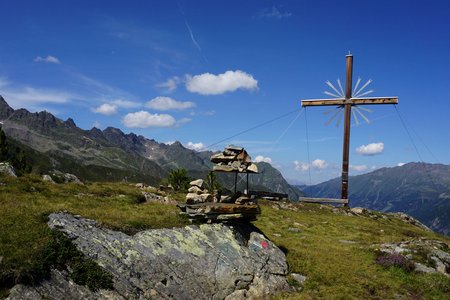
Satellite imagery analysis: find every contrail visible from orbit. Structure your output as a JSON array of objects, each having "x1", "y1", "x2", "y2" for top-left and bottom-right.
[
  {"x1": 184, "y1": 21, "x2": 202, "y2": 52},
  {"x1": 178, "y1": 2, "x2": 208, "y2": 63}
]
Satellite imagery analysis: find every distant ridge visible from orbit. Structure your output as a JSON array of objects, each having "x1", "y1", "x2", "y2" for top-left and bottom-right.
[{"x1": 302, "y1": 162, "x2": 450, "y2": 236}]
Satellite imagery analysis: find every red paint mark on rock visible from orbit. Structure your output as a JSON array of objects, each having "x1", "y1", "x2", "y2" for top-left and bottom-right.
[{"x1": 261, "y1": 240, "x2": 268, "y2": 249}]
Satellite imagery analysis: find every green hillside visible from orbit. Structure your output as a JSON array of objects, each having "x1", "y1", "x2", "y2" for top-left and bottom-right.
[{"x1": 1, "y1": 174, "x2": 449, "y2": 299}]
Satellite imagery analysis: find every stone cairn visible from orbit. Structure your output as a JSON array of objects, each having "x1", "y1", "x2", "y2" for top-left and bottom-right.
[
  {"x1": 178, "y1": 145, "x2": 260, "y2": 222},
  {"x1": 185, "y1": 179, "x2": 214, "y2": 204},
  {"x1": 211, "y1": 145, "x2": 258, "y2": 173}
]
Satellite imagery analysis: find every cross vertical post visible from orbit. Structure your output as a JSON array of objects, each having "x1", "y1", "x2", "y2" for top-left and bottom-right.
[{"x1": 341, "y1": 55, "x2": 353, "y2": 205}]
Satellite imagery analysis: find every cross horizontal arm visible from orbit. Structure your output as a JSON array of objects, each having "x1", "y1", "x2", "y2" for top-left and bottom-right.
[{"x1": 301, "y1": 97, "x2": 398, "y2": 107}]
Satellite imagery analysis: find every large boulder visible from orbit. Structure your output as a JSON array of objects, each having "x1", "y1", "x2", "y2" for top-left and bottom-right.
[{"x1": 8, "y1": 212, "x2": 290, "y2": 299}]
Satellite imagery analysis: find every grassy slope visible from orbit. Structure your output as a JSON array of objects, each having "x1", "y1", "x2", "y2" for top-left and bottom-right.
[
  {"x1": 255, "y1": 202, "x2": 450, "y2": 299},
  {"x1": 1, "y1": 175, "x2": 449, "y2": 299}
]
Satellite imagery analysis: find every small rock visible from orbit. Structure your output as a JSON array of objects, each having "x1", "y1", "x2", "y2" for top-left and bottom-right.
[
  {"x1": 235, "y1": 196, "x2": 252, "y2": 205},
  {"x1": 394, "y1": 246, "x2": 407, "y2": 254},
  {"x1": 339, "y1": 240, "x2": 357, "y2": 244},
  {"x1": 199, "y1": 193, "x2": 213, "y2": 202},
  {"x1": 190, "y1": 179, "x2": 204, "y2": 189},
  {"x1": 247, "y1": 163, "x2": 258, "y2": 173},
  {"x1": 293, "y1": 222, "x2": 306, "y2": 228},
  {"x1": 42, "y1": 174, "x2": 55, "y2": 183},
  {"x1": 159, "y1": 185, "x2": 174, "y2": 193},
  {"x1": 430, "y1": 256, "x2": 447, "y2": 274},
  {"x1": 142, "y1": 192, "x2": 163, "y2": 202},
  {"x1": 414, "y1": 262, "x2": 436, "y2": 274},
  {"x1": 288, "y1": 227, "x2": 300, "y2": 233},
  {"x1": 135, "y1": 183, "x2": 145, "y2": 188},
  {"x1": 188, "y1": 186, "x2": 204, "y2": 194},
  {"x1": 219, "y1": 195, "x2": 233, "y2": 203},
  {"x1": 290, "y1": 273, "x2": 307, "y2": 286},
  {"x1": 186, "y1": 193, "x2": 213, "y2": 204},
  {"x1": 351, "y1": 207, "x2": 367, "y2": 215},
  {"x1": 273, "y1": 233, "x2": 282, "y2": 237}
]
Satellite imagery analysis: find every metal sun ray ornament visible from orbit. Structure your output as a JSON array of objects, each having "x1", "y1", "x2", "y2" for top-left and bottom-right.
[{"x1": 323, "y1": 78, "x2": 374, "y2": 127}]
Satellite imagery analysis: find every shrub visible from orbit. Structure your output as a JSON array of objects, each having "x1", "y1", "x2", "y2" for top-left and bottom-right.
[
  {"x1": 41, "y1": 230, "x2": 113, "y2": 291},
  {"x1": 375, "y1": 253, "x2": 415, "y2": 273},
  {"x1": 205, "y1": 171, "x2": 221, "y2": 192},
  {"x1": 70, "y1": 258, "x2": 113, "y2": 292},
  {"x1": 167, "y1": 168, "x2": 190, "y2": 192}
]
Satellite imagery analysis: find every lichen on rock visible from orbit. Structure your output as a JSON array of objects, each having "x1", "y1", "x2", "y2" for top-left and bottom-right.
[{"x1": 8, "y1": 212, "x2": 290, "y2": 299}]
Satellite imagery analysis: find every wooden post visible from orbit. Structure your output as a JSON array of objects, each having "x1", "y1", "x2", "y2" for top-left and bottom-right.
[{"x1": 341, "y1": 54, "x2": 353, "y2": 205}]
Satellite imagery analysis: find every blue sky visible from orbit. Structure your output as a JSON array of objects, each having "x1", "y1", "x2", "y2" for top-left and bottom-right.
[{"x1": 1, "y1": 0, "x2": 449, "y2": 184}]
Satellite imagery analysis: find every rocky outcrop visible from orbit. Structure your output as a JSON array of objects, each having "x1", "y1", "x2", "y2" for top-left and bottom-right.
[
  {"x1": 376, "y1": 238, "x2": 450, "y2": 276},
  {"x1": 8, "y1": 213, "x2": 290, "y2": 299},
  {"x1": 49, "y1": 170, "x2": 83, "y2": 184},
  {"x1": 0, "y1": 162, "x2": 17, "y2": 177}
]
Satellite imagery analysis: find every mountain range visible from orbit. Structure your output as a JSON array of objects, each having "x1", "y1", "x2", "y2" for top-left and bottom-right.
[
  {"x1": 0, "y1": 96, "x2": 301, "y2": 199},
  {"x1": 302, "y1": 162, "x2": 450, "y2": 236},
  {"x1": 2, "y1": 96, "x2": 448, "y2": 236}
]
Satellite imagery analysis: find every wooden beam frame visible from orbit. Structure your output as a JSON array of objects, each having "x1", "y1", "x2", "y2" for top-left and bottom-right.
[
  {"x1": 299, "y1": 197, "x2": 349, "y2": 204},
  {"x1": 301, "y1": 97, "x2": 398, "y2": 107}
]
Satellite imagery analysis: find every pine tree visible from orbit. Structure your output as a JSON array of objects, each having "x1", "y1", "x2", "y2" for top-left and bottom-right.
[
  {"x1": 0, "y1": 127, "x2": 9, "y2": 161},
  {"x1": 12, "y1": 147, "x2": 31, "y2": 175}
]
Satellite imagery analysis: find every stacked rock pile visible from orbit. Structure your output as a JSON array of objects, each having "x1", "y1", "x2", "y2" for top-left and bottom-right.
[
  {"x1": 185, "y1": 179, "x2": 214, "y2": 204},
  {"x1": 211, "y1": 145, "x2": 258, "y2": 173}
]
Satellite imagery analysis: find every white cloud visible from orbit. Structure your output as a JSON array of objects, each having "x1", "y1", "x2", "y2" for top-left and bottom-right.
[
  {"x1": 156, "y1": 76, "x2": 181, "y2": 92},
  {"x1": 92, "y1": 103, "x2": 118, "y2": 115},
  {"x1": 146, "y1": 96, "x2": 195, "y2": 111},
  {"x1": 311, "y1": 159, "x2": 328, "y2": 170},
  {"x1": 185, "y1": 142, "x2": 205, "y2": 151},
  {"x1": 294, "y1": 159, "x2": 328, "y2": 172},
  {"x1": 176, "y1": 117, "x2": 192, "y2": 127},
  {"x1": 356, "y1": 142, "x2": 384, "y2": 156},
  {"x1": 350, "y1": 164, "x2": 368, "y2": 172},
  {"x1": 164, "y1": 141, "x2": 175, "y2": 145},
  {"x1": 258, "y1": 6, "x2": 292, "y2": 19},
  {"x1": 34, "y1": 55, "x2": 60, "y2": 64},
  {"x1": 254, "y1": 155, "x2": 273, "y2": 164},
  {"x1": 397, "y1": 162, "x2": 406, "y2": 167},
  {"x1": 2, "y1": 86, "x2": 74, "y2": 110},
  {"x1": 186, "y1": 70, "x2": 258, "y2": 95},
  {"x1": 294, "y1": 160, "x2": 309, "y2": 172},
  {"x1": 122, "y1": 111, "x2": 176, "y2": 128}
]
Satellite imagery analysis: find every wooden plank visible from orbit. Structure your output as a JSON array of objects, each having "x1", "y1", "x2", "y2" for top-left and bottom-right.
[
  {"x1": 299, "y1": 197, "x2": 349, "y2": 204},
  {"x1": 248, "y1": 191, "x2": 288, "y2": 200},
  {"x1": 301, "y1": 98, "x2": 346, "y2": 106},
  {"x1": 184, "y1": 202, "x2": 260, "y2": 215},
  {"x1": 301, "y1": 97, "x2": 398, "y2": 107},
  {"x1": 350, "y1": 97, "x2": 398, "y2": 105}
]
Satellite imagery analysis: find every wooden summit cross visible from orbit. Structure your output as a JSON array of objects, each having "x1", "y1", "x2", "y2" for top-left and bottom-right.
[{"x1": 301, "y1": 54, "x2": 398, "y2": 206}]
